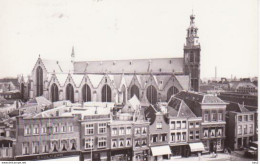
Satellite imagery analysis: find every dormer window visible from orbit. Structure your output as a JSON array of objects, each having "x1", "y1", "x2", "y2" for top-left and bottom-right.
[
  {"x1": 105, "y1": 78, "x2": 107, "y2": 83},
  {"x1": 130, "y1": 61, "x2": 132, "y2": 65},
  {"x1": 169, "y1": 60, "x2": 172, "y2": 64}
]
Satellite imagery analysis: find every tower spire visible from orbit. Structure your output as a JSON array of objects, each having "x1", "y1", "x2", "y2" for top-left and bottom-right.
[{"x1": 71, "y1": 46, "x2": 75, "y2": 63}]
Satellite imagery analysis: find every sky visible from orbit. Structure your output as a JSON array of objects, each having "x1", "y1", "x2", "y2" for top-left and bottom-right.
[{"x1": 0, "y1": 0, "x2": 258, "y2": 79}]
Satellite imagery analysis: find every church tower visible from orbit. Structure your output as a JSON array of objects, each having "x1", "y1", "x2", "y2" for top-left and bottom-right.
[{"x1": 184, "y1": 13, "x2": 201, "y2": 91}]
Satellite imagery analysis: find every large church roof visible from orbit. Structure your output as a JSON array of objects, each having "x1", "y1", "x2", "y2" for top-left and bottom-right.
[{"x1": 73, "y1": 57, "x2": 184, "y2": 74}]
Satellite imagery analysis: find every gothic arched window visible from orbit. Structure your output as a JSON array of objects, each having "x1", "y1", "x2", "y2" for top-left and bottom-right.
[
  {"x1": 101, "y1": 84, "x2": 111, "y2": 102},
  {"x1": 51, "y1": 83, "x2": 59, "y2": 102},
  {"x1": 121, "y1": 85, "x2": 126, "y2": 104},
  {"x1": 146, "y1": 85, "x2": 157, "y2": 104},
  {"x1": 36, "y1": 66, "x2": 43, "y2": 96},
  {"x1": 130, "y1": 85, "x2": 139, "y2": 99},
  {"x1": 66, "y1": 83, "x2": 74, "y2": 103},
  {"x1": 167, "y1": 86, "x2": 179, "y2": 102},
  {"x1": 82, "y1": 84, "x2": 91, "y2": 102}
]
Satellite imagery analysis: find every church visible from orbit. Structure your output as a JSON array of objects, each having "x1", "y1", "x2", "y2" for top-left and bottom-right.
[{"x1": 20, "y1": 14, "x2": 201, "y2": 105}]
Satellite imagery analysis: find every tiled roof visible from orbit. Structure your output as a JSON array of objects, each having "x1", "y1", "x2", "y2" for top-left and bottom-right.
[
  {"x1": 74, "y1": 58, "x2": 184, "y2": 74},
  {"x1": 167, "y1": 97, "x2": 196, "y2": 118},
  {"x1": 144, "y1": 105, "x2": 158, "y2": 125},
  {"x1": 226, "y1": 102, "x2": 250, "y2": 113},
  {"x1": 202, "y1": 95, "x2": 225, "y2": 104}
]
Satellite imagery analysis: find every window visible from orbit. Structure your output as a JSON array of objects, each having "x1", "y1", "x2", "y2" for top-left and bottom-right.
[
  {"x1": 212, "y1": 111, "x2": 217, "y2": 121},
  {"x1": 244, "y1": 125, "x2": 247, "y2": 134},
  {"x1": 152, "y1": 135, "x2": 157, "y2": 142},
  {"x1": 85, "y1": 124, "x2": 94, "y2": 135},
  {"x1": 177, "y1": 133, "x2": 181, "y2": 141},
  {"x1": 189, "y1": 123, "x2": 194, "y2": 128},
  {"x1": 24, "y1": 126, "x2": 31, "y2": 136},
  {"x1": 85, "y1": 138, "x2": 94, "y2": 149},
  {"x1": 182, "y1": 132, "x2": 186, "y2": 141},
  {"x1": 238, "y1": 125, "x2": 242, "y2": 135},
  {"x1": 82, "y1": 84, "x2": 91, "y2": 102},
  {"x1": 142, "y1": 127, "x2": 147, "y2": 134},
  {"x1": 249, "y1": 115, "x2": 253, "y2": 121},
  {"x1": 171, "y1": 133, "x2": 175, "y2": 142},
  {"x1": 126, "y1": 138, "x2": 131, "y2": 146},
  {"x1": 244, "y1": 115, "x2": 248, "y2": 122},
  {"x1": 170, "y1": 121, "x2": 175, "y2": 130},
  {"x1": 210, "y1": 129, "x2": 215, "y2": 137},
  {"x1": 32, "y1": 142, "x2": 39, "y2": 154},
  {"x1": 217, "y1": 128, "x2": 222, "y2": 136},
  {"x1": 176, "y1": 121, "x2": 181, "y2": 129},
  {"x1": 203, "y1": 129, "x2": 208, "y2": 138},
  {"x1": 42, "y1": 143, "x2": 49, "y2": 153},
  {"x1": 102, "y1": 84, "x2": 112, "y2": 102},
  {"x1": 117, "y1": 139, "x2": 124, "y2": 147},
  {"x1": 204, "y1": 112, "x2": 209, "y2": 122},
  {"x1": 119, "y1": 127, "x2": 125, "y2": 135},
  {"x1": 156, "y1": 122, "x2": 162, "y2": 129},
  {"x1": 162, "y1": 134, "x2": 167, "y2": 142},
  {"x1": 238, "y1": 116, "x2": 242, "y2": 122},
  {"x1": 66, "y1": 83, "x2": 74, "y2": 103},
  {"x1": 22, "y1": 143, "x2": 29, "y2": 155},
  {"x1": 53, "y1": 124, "x2": 59, "y2": 133},
  {"x1": 189, "y1": 131, "x2": 194, "y2": 140},
  {"x1": 69, "y1": 125, "x2": 73, "y2": 132},
  {"x1": 135, "y1": 139, "x2": 140, "y2": 147},
  {"x1": 195, "y1": 131, "x2": 200, "y2": 139},
  {"x1": 98, "y1": 123, "x2": 107, "y2": 134},
  {"x1": 142, "y1": 139, "x2": 147, "y2": 146},
  {"x1": 146, "y1": 85, "x2": 157, "y2": 104},
  {"x1": 112, "y1": 128, "x2": 117, "y2": 136},
  {"x1": 135, "y1": 127, "x2": 141, "y2": 134},
  {"x1": 42, "y1": 125, "x2": 47, "y2": 134},
  {"x1": 195, "y1": 122, "x2": 200, "y2": 128},
  {"x1": 61, "y1": 124, "x2": 66, "y2": 133},
  {"x1": 182, "y1": 121, "x2": 186, "y2": 129},
  {"x1": 249, "y1": 124, "x2": 253, "y2": 133},
  {"x1": 126, "y1": 127, "x2": 131, "y2": 135},
  {"x1": 98, "y1": 137, "x2": 107, "y2": 148},
  {"x1": 33, "y1": 125, "x2": 39, "y2": 135},
  {"x1": 218, "y1": 112, "x2": 223, "y2": 121},
  {"x1": 112, "y1": 139, "x2": 117, "y2": 148},
  {"x1": 36, "y1": 66, "x2": 43, "y2": 96},
  {"x1": 51, "y1": 83, "x2": 59, "y2": 102},
  {"x1": 131, "y1": 85, "x2": 140, "y2": 99}
]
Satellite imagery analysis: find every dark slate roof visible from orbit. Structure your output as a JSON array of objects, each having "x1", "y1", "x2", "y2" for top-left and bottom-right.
[
  {"x1": 74, "y1": 58, "x2": 184, "y2": 74},
  {"x1": 226, "y1": 102, "x2": 250, "y2": 113},
  {"x1": 144, "y1": 105, "x2": 158, "y2": 125},
  {"x1": 0, "y1": 78, "x2": 19, "y2": 88},
  {"x1": 167, "y1": 97, "x2": 196, "y2": 118}
]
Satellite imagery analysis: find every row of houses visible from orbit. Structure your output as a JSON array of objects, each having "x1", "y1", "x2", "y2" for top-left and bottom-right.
[{"x1": 0, "y1": 91, "x2": 257, "y2": 161}]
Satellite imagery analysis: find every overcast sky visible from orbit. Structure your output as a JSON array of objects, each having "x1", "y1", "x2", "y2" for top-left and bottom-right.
[{"x1": 0, "y1": 0, "x2": 258, "y2": 79}]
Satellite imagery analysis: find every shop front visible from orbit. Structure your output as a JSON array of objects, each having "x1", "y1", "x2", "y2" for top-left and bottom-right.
[
  {"x1": 110, "y1": 148, "x2": 132, "y2": 161},
  {"x1": 133, "y1": 149, "x2": 149, "y2": 161},
  {"x1": 188, "y1": 142, "x2": 205, "y2": 156},
  {"x1": 80, "y1": 150, "x2": 110, "y2": 161},
  {"x1": 150, "y1": 145, "x2": 171, "y2": 161},
  {"x1": 170, "y1": 144, "x2": 189, "y2": 157}
]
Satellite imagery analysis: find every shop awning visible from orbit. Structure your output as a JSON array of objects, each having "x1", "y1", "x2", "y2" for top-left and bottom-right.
[
  {"x1": 151, "y1": 145, "x2": 171, "y2": 156},
  {"x1": 189, "y1": 142, "x2": 205, "y2": 152}
]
